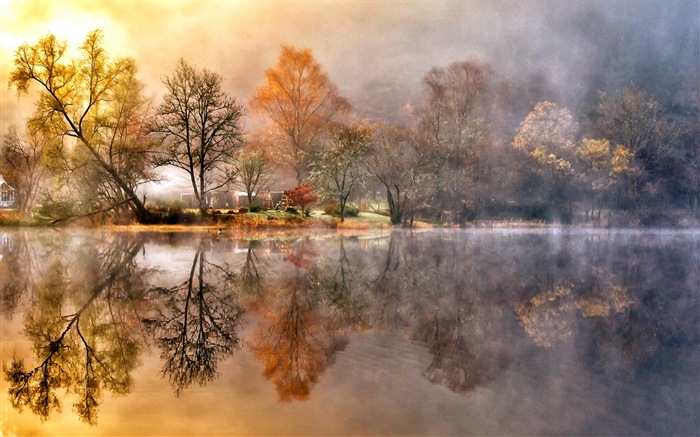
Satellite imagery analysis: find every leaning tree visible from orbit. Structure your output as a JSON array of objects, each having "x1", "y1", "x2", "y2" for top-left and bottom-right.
[{"x1": 9, "y1": 30, "x2": 155, "y2": 222}]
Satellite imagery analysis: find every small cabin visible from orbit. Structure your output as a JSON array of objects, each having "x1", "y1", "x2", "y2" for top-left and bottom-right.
[{"x1": 0, "y1": 176, "x2": 16, "y2": 208}]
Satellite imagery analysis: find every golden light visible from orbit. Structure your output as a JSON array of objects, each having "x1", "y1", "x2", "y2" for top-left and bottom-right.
[{"x1": 0, "y1": 0, "x2": 126, "y2": 54}]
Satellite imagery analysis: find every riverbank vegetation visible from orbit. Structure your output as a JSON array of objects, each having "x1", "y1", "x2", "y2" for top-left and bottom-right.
[{"x1": 2, "y1": 24, "x2": 698, "y2": 228}]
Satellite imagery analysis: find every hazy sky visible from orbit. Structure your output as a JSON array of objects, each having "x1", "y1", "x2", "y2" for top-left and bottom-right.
[{"x1": 1, "y1": 0, "x2": 698, "y2": 130}]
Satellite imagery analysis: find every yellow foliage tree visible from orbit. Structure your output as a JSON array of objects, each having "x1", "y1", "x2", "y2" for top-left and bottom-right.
[
  {"x1": 513, "y1": 101, "x2": 578, "y2": 177},
  {"x1": 9, "y1": 30, "x2": 154, "y2": 222}
]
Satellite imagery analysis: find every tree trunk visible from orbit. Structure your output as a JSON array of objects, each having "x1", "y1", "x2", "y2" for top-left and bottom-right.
[
  {"x1": 385, "y1": 185, "x2": 402, "y2": 225},
  {"x1": 76, "y1": 134, "x2": 152, "y2": 223},
  {"x1": 339, "y1": 196, "x2": 346, "y2": 223}
]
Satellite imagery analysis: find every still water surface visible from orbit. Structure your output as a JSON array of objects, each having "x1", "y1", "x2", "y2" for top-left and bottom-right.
[{"x1": 0, "y1": 228, "x2": 698, "y2": 436}]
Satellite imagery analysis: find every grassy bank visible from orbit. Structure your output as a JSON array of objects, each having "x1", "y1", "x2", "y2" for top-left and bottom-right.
[
  {"x1": 0, "y1": 207, "x2": 396, "y2": 230},
  {"x1": 0, "y1": 209, "x2": 52, "y2": 227}
]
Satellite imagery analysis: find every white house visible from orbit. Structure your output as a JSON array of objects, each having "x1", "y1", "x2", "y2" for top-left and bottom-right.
[{"x1": 0, "y1": 175, "x2": 16, "y2": 208}]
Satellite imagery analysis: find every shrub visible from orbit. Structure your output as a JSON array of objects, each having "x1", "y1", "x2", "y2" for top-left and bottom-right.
[
  {"x1": 285, "y1": 206, "x2": 299, "y2": 215},
  {"x1": 238, "y1": 207, "x2": 248, "y2": 214},
  {"x1": 170, "y1": 199, "x2": 187, "y2": 210},
  {"x1": 250, "y1": 204, "x2": 262, "y2": 213},
  {"x1": 324, "y1": 201, "x2": 359, "y2": 218},
  {"x1": 156, "y1": 209, "x2": 200, "y2": 225}
]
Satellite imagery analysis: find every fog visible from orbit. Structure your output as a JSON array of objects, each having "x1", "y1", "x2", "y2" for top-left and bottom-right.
[{"x1": 1, "y1": 0, "x2": 697, "y2": 128}]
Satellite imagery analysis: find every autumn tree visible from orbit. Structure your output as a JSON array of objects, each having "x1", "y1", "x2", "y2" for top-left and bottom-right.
[
  {"x1": 250, "y1": 46, "x2": 350, "y2": 185},
  {"x1": 284, "y1": 182, "x2": 318, "y2": 216},
  {"x1": 8, "y1": 30, "x2": 155, "y2": 222},
  {"x1": 249, "y1": 268, "x2": 347, "y2": 402},
  {"x1": 310, "y1": 123, "x2": 373, "y2": 222},
  {"x1": 0, "y1": 124, "x2": 56, "y2": 210},
  {"x1": 512, "y1": 101, "x2": 579, "y2": 222},
  {"x1": 233, "y1": 147, "x2": 275, "y2": 207},
  {"x1": 577, "y1": 138, "x2": 632, "y2": 222},
  {"x1": 44, "y1": 59, "x2": 157, "y2": 223},
  {"x1": 150, "y1": 59, "x2": 245, "y2": 215}
]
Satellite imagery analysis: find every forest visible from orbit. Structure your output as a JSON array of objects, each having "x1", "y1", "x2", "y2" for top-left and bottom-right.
[{"x1": 1, "y1": 16, "x2": 698, "y2": 227}]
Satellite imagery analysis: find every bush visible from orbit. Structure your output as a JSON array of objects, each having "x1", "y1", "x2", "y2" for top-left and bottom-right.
[
  {"x1": 324, "y1": 201, "x2": 359, "y2": 218},
  {"x1": 213, "y1": 213, "x2": 236, "y2": 223},
  {"x1": 238, "y1": 207, "x2": 248, "y2": 214},
  {"x1": 285, "y1": 206, "x2": 299, "y2": 215},
  {"x1": 151, "y1": 209, "x2": 200, "y2": 225},
  {"x1": 250, "y1": 204, "x2": 262, "y2": 213},
  {"x1": 170, "y1": 199, "x2": 187, "y2": 210},
  {"x1": 457, "y1": 202, "x2": 478, "y2": 224}
]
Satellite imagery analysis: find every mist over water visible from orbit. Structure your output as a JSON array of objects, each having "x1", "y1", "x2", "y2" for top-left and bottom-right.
[{"x1": 1, "y1": 228, "x2": 698, "y2": 435}]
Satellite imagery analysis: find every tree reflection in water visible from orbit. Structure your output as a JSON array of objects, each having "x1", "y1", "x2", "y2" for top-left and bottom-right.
[
  {"x1": 0, "y1": 231, "x2": 32, "y2": 314},
  {"x1": 1, "y1": 230, "x2": 697, "y2": 432},
  {"x1": 236, "y1": 241, "x2": 266, "y2": 306},
  {"x1": 144, "y1": 243, "x2": 243, "y2": 396},
  {"x1": 3, "y1": 233, "x2": 150, "y2": 424},
  {"x1": 248, "y1": 237, "x2": 361, "y2": 401}
]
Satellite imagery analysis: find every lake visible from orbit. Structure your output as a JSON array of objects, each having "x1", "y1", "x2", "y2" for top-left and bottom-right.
[{"x1": 0, "y1": 227, "x2": 698, "y2": 436}]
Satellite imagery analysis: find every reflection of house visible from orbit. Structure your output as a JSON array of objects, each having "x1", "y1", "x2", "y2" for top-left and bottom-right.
[{"x1": 0, "y1": 175, "x2": 16, "y2": 208}]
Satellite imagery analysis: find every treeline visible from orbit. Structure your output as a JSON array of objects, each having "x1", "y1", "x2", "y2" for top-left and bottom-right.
[{"x1": 2, "y1": 29, "x2": 698, "y2": 226}]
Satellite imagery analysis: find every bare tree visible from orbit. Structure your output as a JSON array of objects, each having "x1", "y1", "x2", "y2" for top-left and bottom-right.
[
  {"x1": 418, "y1": 60, "x2": 495, "y2": 223},
  {"x1": 233, "y1": 147, "x2": 275, "y2": 207},
  {"x1": 150, "y1": 59, "x2": 245, "y2": 215},
  {"x1": 367, "y1": 124, "x2": 432, "y2": 225},
  {"x1": 144, "y1": 247, "x2": 242, "y2": 396}
]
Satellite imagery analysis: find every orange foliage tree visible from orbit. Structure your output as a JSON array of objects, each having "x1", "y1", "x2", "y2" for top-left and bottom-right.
[
  {"x1": 249, "y1": 46, "x2": 350, "y2": 185},
  {"x1": 284, "y1": 182, "x2": 318, "y2": 215}
]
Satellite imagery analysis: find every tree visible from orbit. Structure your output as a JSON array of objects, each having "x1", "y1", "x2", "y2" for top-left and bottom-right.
[
  {"x1": 418, "y1": 60, "x2": 495, "y2": 223},
  {"x1": 249, "y1": 268, "x2": 347, "y2": 402},
  {"x1": 284, "y1": 182, "x2": 318, "y2": 216},
  {"x1": 233, "y1": 147, "x2": 275, "y2": 207},
  {"x1": 310, "y1": 124, "x2": 372, "y2": 222},
  {"x1": 150, "y1": 59, "x2": 245, "y2": 215},
  {"x1": 250, "y1": 46, "x2": 350, "y2": 185},
  {"x1": 8, "y1": 30, "x2": 154, "y2": 222},
  {"x1": 0, "y1": 124, "x2": 55, "y2": 210},
  {"x1": 367, "y1": 124, "x2": 432, "y2": 225},
  {"x1": 592, "y1": 87, "x2": 682, "y2": 217},
  {"x1": 577, "y1": 138, "x2": 632, "y2": 221},
  {"x1": 42, "y1": 59, "x2": 157, "y2": 224},
  {"x1": 512, "y1": 101, "x2": 579, "y2": 222}
]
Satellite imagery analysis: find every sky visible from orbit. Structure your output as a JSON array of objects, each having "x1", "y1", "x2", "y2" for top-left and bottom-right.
[{"x1": 1, "y1": 0, "x2": 698, "y2": 133}]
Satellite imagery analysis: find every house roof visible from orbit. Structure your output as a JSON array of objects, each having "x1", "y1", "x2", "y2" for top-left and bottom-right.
[{"x1": 0, "y1": 175, "x2": 15, "y2": 190}]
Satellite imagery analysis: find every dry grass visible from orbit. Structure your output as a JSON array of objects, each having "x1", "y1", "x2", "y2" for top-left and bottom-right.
[
  {"x1": 0, "y1": 209, "x2": 51, "y2": 227},
  {"x1": 1, "y1": 206, "x2": 414, "y2": 232}
]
